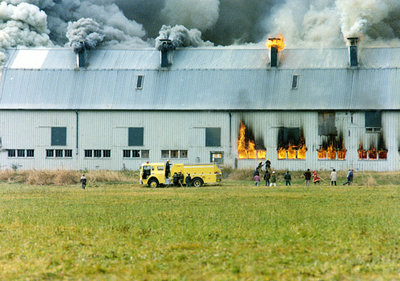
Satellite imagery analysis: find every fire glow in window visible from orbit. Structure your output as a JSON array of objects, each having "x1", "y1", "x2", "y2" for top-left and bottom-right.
[
  {"x1": 237, "y1": 121, "x2": 266, "y2": 160},
  {"x1": 358, "y1": 142, "x2": 387, "y2": 160},
  {"x1": 318, "y1": 136, "x2": 347, "y2": 160},
  {"x1": 277, "y1": 127, "x2": 306, "y2": 160}
]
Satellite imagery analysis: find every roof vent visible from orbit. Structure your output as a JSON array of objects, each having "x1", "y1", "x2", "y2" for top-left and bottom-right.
[
  {"x1": 75, "y1": 42, "x2": 87, "y2": 68},
  {"x1": 347, "y1": 37, "x2": 359, "y2": 67},
  {"x1": 267, "y1": 37, "x2": 285, "y2": 68},
  {"x1": 159, "y1": 39, "x2": 175, "y2": 68}
]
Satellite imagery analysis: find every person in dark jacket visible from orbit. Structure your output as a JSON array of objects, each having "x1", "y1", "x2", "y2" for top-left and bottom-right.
[
  {"x1": 173, "y1": 172, "x2": 179, "y2": 186},
  {"x1": 178, "y1": 172, "x2": 184, "y2": 187},
  {"x1": 284, "y1": 171, "x2": 291, "y2": 186},
  {"x1": 265, "y1": 159, "x2": 271, "y2": 170},
  {"x1": 304, "y1": 169, "x2": 312, "y2": 186},
  {"x1": 264, "y1": 170, "x2": 271, "y2": 186},
  {"x1": 343, "y1": 169, "x2": 354, "y2": 185},
  {"x1": 80, "y1": 174, "x2": 87, "y2": 189},
  {"x1": 165, "y1": 160, "x2": 171, "y2": 178},
  {"x1": 185, "y1": 174, "x2": 192, "y2": 187}
]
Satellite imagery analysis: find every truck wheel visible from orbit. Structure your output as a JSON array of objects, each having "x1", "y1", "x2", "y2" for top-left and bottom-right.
[
  {"x1": 192, "y1": 178, "x2": 203, "y2": 187},
  {"x1": 148, "y1": 178, "x2": 159, "y2": 188}
]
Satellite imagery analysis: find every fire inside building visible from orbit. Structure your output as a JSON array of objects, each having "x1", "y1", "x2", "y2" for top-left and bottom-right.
[{"x1": 0, "y1": 37, "x2": 399, "y2": 171}]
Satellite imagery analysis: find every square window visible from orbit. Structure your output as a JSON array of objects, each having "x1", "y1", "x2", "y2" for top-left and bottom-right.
[
  {"x1": 128, "y1": 127, "x2": 144, "y2": 146},
  {"x1": 123, "y1": 150, "x2": 131, "y2": 158},
  {"x1": 8, "y1": 149, "x2": 16, "y2": 157},
  {"x1": 94, "y1": 150, "x2": 102, "y2": 158},
  {"x1": 141, "y1": 150, "x2": 149, "y2": 158},
  {"x1": 17, "y1": 149, "x2": 25, "y2": 157},
  {"x1": 180, "y1": 150, "x2": 188, "y2": 158},
  {"x1": 365, "y1": 111, "x2": 382, "y2": 129},
  {"x1": 51, "y1": 127, "x2": 67, "y2": 146},
  {"x1": 26, "y1": 149, "x2": 34, "y2": 157},
  {"x1": 161, "y1": 150, "x2": 169, "y2": 158},
  {"x1": 64, "y1": 150, "x2": 72, "y2": 158},
  {"x1": 171, "y1": 150, "x2": 179, "y2": 158},
  {"x1": 132, "y1": 150, "x2": 140, "y2": 158},
  {"x1": 85, "y1": 150, "x2": 93, "y2": 157},
  {"x1": 103, "y1": 150, "x2": 111, "y2": 158},
  {"x1": 55, "y1": 149, "x2": 63, "y2": 157},
  {"x1": 206, "y1": 128, "x2": 221, "y2": 147},
  {"x1": 46, "y1": 149, "x2": 54, "y2": 157}
]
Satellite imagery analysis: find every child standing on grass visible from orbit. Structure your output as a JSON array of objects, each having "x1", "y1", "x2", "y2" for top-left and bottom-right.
[
  {"x1": 270, "y1": 171, "x2": 277, "y2": 187},
  {"x1": 254, "y1": 174, "x2": 260, "y2": 186}
]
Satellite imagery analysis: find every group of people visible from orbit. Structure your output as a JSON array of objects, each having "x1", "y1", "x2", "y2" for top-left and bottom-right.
[
  {"x1": 166, "y1": 160, "x2": 192, "y2": 187},
  {"x1": 254, "y1": 160, "x2": 354, "y2": 186}
]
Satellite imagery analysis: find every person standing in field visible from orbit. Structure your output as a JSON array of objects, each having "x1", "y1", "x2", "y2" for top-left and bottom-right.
[
  {"x1": 185, "y1": 173, "x2": 192, "y2": 187},
  {"x1": 80, "y1": 174, "x2": 87, "y2": 189},
  {"x1": 330, "y1": 169, "x2": 337, "y2": 186},
  {"x1": 343, "y1": 169, "x2": 354, "y2": 185},
  {"x1": 304, "y1": 169, "x2": 312, "y2": 186},
  {"x1": 264, "y1": 170, "x2": 271, "y2": 186},
  {"x1": 284, "y1": 171, "x2": 291, "y2": 186},
  {"x1": 254, "y1": 173, "x2": 260, "y2": 186},
  {"x1": 270, "y1": 171, "x2": 277, "y2": 187}
]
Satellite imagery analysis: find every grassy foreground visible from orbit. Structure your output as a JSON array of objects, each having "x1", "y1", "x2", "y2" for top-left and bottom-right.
[{"x1": 0, "y1": 181, "x2": 400, "y2": 280}]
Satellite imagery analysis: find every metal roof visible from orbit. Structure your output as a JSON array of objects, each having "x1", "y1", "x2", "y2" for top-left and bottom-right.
[{"x1": 1, "y1": 47, "x2": 400, "y2": 110}]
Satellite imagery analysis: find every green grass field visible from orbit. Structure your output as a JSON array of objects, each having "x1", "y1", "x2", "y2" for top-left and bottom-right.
[{"x1": 0, "y1": 180, "x2": 400, "y2": 280}]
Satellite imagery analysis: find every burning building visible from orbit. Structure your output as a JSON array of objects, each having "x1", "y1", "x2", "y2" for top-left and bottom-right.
[{"x1": 1, "y1": 39, "x2": 400, "y2": 171}]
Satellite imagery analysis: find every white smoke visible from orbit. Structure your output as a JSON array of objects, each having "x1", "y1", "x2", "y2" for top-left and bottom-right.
[
  {"x1": 161, "y1": 0, "x2": 220, "y2": 32},
  {"x1": 0, "y1": 2, "x2": 52, "y2": 64},
  {"x1": 155, "y1": 25, "x2": 213, "y2": 50}
]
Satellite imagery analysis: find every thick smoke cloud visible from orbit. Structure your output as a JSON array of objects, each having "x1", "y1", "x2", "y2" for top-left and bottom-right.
[
  {"x1": 2, "y1": 0, "x2": 400, "y2": 65},
  {"x1": 155, "y1": 25, "x2": 213, "y2": 50},
  {"x1": 67, "y1": 18, "x2": 104, "y2": 53}
]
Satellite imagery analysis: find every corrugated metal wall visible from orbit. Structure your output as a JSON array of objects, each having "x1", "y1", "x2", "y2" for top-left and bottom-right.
[{"x1": 0, "y1": 110, "x2": 398, "y2": 171}]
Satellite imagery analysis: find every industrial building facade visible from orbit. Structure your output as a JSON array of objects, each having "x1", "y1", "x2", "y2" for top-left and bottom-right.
[{"x1": 0, "y1": 46, "x2": 399, "y2": 171}]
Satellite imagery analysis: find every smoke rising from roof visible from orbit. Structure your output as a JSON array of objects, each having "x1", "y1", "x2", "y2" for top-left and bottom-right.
[
  {"x1": 155, "y1": 25, "x2": 213, "y2": 50},
  {"x1": 2, "y1": 0, "x2": 400, "y2": 64},
  {"x1": 67, "y1": 18, "x2": 104, "y2": 53}
]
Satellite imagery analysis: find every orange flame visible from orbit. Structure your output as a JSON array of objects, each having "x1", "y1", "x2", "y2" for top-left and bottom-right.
[
  {"x1": 278, "y1": 142, "x2": 307, "y2": 160},
  {"x1": 237, "y1": 121, "x2": 266, "y2": 160},
  {"x1": 266, "y1": 34, "x2": 285, "y2": 51},
  {"x1": 318, "y1": 141, "x2": 346, "y2": 160}
]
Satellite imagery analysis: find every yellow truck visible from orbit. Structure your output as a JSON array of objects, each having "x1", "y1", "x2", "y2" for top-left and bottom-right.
[{"x1": 140, "y1": 162, "x2": 222, "y2": 187}]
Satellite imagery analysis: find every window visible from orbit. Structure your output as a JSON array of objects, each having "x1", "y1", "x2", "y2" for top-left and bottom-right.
[
  {"x1": 206, "y1": 128, "x2": 221, "y2": 147},
  {"x1": 103, "y1": 150, "x2": 111, "y2": 158},
  {"x1": 136, "y1": 75, "x2": 144, "y2": 89},
  {"x1": 94, "y1": 150, "x2": 102, "y2": 158},
  {"x1": 46, "y1": 149, "x2": 54, "y2": 157},
  {"x1": 291, "y1": 75, "x2": 298, "y2": 89},
  {"x1": 55, "y1": 149, "x2": 63, "y2": 157},
  {"x1": 123, "y1": 150, "x2": 131, "y2": 158},
  {"x1": 180, "y1": 150, "x2": 188, "y2": 158},
  {"x1": 161, "y1": 150, "x2": 169, "y2": 158},
  {"x1": 64, "y1": 150, "x2": 72, "y2": 158},
  {"x1": 210, "y1": 152, "x2": 224, "y2": 164},
  {"x1": 318, "y1": 112, "x2": 337, "y2": 136},
  {"x1": 141, "y1": 150, "x2": 149, "y2": 158},
  {"x1": 26, "y1": 150, "x2": 34, "y2": 157},
  {"x1": 85, "y1": 150, "x2": 93, "y2": 158},
  {"x1": 128, "y1": 127, "x2": 144, "y2": 146},
  {"x1": 132, "y1": 150, "x2": 140, "y2": 158},
  {"x1": 8, "y1": 150, "x2": 16, "y2": 157},
  {"x1": 365, "y1": 111, "x2": 382, "y2": 132},
  {"x1": 51, "y1": 127, "x2": 67, "y2": 146},
  {"x1": 17, "y1": 149, "x2": 25, "y2": 157},
  {"x1": 171, "y1": 150, "x2": 179, "y2": 158}
]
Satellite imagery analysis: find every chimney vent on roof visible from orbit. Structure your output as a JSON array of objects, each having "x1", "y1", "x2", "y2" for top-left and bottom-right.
[
  {"x1": 75, "y1": 42, "x2": 87, "y2": 68},
  {"x1": 347, "y1": 37, "x2": 359, "y2": 67},
  {"x1": 267, "y1": 37, "x2": 284, "y2": 68},
  {"x1": 159, "y1": 39, "x2": 175, "y2": 68}
]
